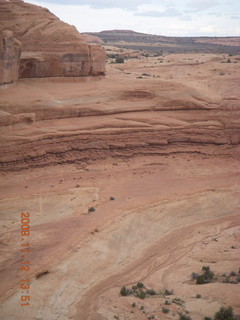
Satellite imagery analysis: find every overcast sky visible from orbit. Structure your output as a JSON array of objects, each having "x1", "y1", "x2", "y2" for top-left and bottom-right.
[{"x1": 27, "y1": 0, "x2": 240, "y2": 36}]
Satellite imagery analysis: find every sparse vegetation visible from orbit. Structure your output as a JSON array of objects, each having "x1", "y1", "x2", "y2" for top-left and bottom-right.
[
  {"x1": 88, "y1": 206, "x2": 95, "y2": 213},
  {"x1": 162, "y1": 307, "x2": 170, "y2": 314},
  {"x1": 164, "y1": 289, "x2": 174, "y2": 295},
  {"x1": 137, "y1": 282, "x2": 144, "y2": 288},
  {"x1": 164, "y1": 300, "x2": 171, "y2": 305},
  {"x1": 215, "y1": 306, "x2": 236, "y2": 320},
  {"x1": 132, "y1": 302, "x2": 136, "y2": 307},
  {"x1": 120, "y1": 286, "x2": 130, "y2": 296},
  {"x1": 196, "y1": 294, "x2": 201, "y2": 298},
  {"x1": 172, "y1": 298, "x2": 184, "y2": 306},
  {"x1": 179, "y1": 314, "x2": 192, "y2": 320},
  {"x1": 115, "y1": 57, "x2": 124, "y2": 63},
  {"x1": 138, "y1": 291, "x2": 146, "y2": 299},
  {"x1": 146, "y1": 289, "x2": 157, "y2": 296},
  {"x1": 110, "y1": 196, "x2": 115, "y2": 200},
  {"x1": 196, "y1": 266, "x2": 214, "y2": 284},
  {"x1": 204, "y1": 317, "x2": 212, "y2": 320}
]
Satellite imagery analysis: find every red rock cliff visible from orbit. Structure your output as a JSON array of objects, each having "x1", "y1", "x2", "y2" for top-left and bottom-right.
[{"x1": 0, "y1": 0, "x2": 105, "y2": 80}]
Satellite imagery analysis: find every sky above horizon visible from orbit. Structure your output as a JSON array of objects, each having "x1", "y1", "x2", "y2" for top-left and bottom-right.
[{"x1": 26, "y1": 0, "x2": 240, "y2": 37}]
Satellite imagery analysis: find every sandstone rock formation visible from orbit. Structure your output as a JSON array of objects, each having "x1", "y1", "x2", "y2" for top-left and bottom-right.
[
  {"x1": 0, "y1": 0, "x2": 105, "y2": 80},
  {"x1": 0, "y1": 30, "x2": 21, "y2": 85}
]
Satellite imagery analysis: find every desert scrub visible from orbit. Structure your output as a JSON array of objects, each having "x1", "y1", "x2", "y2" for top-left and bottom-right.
[
  {"x1": 120, "y1": 286, "x2": 130, "y2": 296},
  {"x1": 115, "y1": 57, "x2": 124, "y2": 63},
  {"x1": 164, "y1": 289, "x2": 174, "y2": 295},
  {"x1": 138, "y1": 291, "x2": 146, "y2": 299},
  {"x1": 88, "y1": 207, "x2": 95, "y2": 213},
  {"x1": 196, "y1": 294, "x2": 201, "y2": 298},
  {"x1": 172, "y1": 298, "x2": 184, "y2": 306},
  {"x1": 179, "y1": 314, "x2": 192, "y2": 320},
  {"x1": 215, "y1": 306, "x2": 236, "y2": 320},
  {"x1": 196, "y1": 266, "x2": 214, "y2": 284},
  {"x1": 162, "y1": 307, "x2": 170, "y2": 313}
]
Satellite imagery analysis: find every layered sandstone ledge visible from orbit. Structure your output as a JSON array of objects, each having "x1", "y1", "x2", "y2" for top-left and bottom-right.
[{"x1": 0, "y1": 0, "x2": 105, "y2": 84}]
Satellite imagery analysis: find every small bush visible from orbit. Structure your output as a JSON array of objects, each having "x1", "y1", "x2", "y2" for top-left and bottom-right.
[
  {"x1": 204, "y1": 317, "x2": 212, "y2": 320},
  {"x1": 140, "y1": 305, "x2": 144, "y2": 310},
  {"x1": 146, "y1": 289, "x2": 157, "y2": 296},
  {"x1": 196, "y1": 266, "x2": 214, "y2": 284},
  {"x1": 138, "y1": 291, "x2": 146, "y2": 299},
  {"x1": 230, "y1": 271, "x2": 236, "y2": 277},
  {"x1": 120, "y1": 286, "x2": 130, "y2": 296},
  {"x1": 164, "y1": 300, "x2": 171, "y2": 305},
  {"x1": 115, "y1": 57, "x2": 124, "y2": 63},
  {"x1": 137, "y1": 282, "x2": 144, "y2": 288},
  {"x1": 164, "y1": 289, "x2": 173, "y2": 295},
  {"x1": 110, "y1": 196, "x2": 115, "y2": 200},
  {"x1": 179, "y1": 314, "x2": 192, "y2": 320},
  {"x1": 88, "y1": 207, "x2": 95, "y2": 213},
  {"x1": 191, "y1": 272, "x2": 199, "y2": 280},
  {"x1": 172, "y1": 298, "x2": 184, "y2": 306},
  {"x1": 215, "y1": 306, "x2": 234, "y2": 320},
  {"x1": 162, "y1": 307, "x2": 169, "y2": 314},
  {"x1": 196, "y1": 294, "x2": 201, "y2": 298},
  {"x1": 132, "y1": 302, "x2": 136, "y2": 307}
]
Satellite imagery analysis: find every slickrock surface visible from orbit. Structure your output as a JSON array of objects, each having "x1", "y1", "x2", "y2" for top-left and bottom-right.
[
  {"x1": 0, "y1": 51, "x2": 239, "y2": 319},
  {"x1": 0, "y1": 0, "x2": 105, "y2": 78},
  {"x1": 0, "y1": 30, "x2": 21, "y2": 84}
]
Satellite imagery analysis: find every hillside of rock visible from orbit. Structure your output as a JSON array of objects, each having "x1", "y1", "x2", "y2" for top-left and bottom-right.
[{"x1": 0, "y1": 0, "x2": 105, "y2": 81}]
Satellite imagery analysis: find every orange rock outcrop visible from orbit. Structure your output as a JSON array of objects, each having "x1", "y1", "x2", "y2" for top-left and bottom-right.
[{"x1": 0, "y1": 0, "x2": 105, "y2": 82}]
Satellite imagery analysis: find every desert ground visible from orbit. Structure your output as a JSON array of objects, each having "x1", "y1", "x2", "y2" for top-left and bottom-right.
[{"x1": 0, "y1": 50, "x2": 240, "y2": 320}]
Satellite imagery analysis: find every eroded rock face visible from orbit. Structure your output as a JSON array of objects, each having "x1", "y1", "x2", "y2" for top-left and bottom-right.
[
  {"x1": 0, "y1": 0, "x2": 105, "y2": 79},
  {"x1": 0, "y1": 30, "x2": 21, "y2": 85}
]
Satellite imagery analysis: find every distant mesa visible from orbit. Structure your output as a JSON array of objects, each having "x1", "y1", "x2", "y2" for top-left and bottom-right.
[{"x1": 0, "y1": 0, "x2": 106, "y2": 85}]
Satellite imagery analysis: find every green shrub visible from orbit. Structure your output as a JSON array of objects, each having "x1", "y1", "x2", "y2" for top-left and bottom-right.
[
  {"x1": 204, "y1": 317, "x2": 212, "y2": 320},
  {"x1": 172, "y1": 298, "x2": 184, "y2": 305},
  {"x1": 196, "y1": 266, "x2": 214, "y2": 284},
  {"x1": 88, "y1": 207, "x2": 95, "y2": 213},
  {"x1": 215, "y1": 306, "x2": 234, "y2": 320},
  {"x1": 138, "y1": 291, "x2": 146, "y2": 299},
  {"x1": 120, "y1": 286, "x2": 130, "y2": 296},
  {"x1": 115, "y1": 57, "x2": 124, "y2": 63},
  {"x1": 162, "y1": 307, "x2": 169, "y2": 313},
  {"x1": 146, "y1": 289, "x2": 157, "y2": 296},
  {"x1": 164, "y1": 300, "x2": 171, "y2": 305},
  {"x1": 179, "y1": 314, "x2": 192, "y2": 320},
  {"x1": 137, "y1": 282, "x2": 144, "y2": 288}
]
